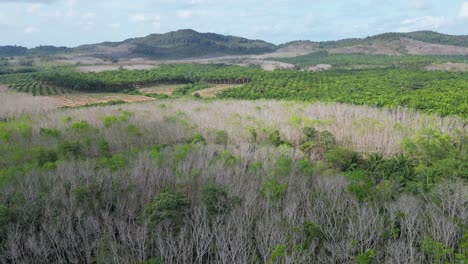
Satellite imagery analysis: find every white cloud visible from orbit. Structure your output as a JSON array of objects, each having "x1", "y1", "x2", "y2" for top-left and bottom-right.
[
  {"x1": 176, "y1": 9, "x2": 210, "y2": 19},
  {"x1": 129, "y1": 13, "x2": 161, "y2": 30},
  {"x1": 26, "y1": 3, "x2": 41, "y2": 13},
  {"x1": 110, "y1": 22, "x2": 121, "y2": 29},
  {"x1": 78, "y1": 12, "x2": 96, "y2": 31},
  {"x1": 177, "y1": 10, "x2": 194, "y2": 19},
  {"x1": 459, "y1": 2, "x2": 468, "y2": 18},
  {"x1": 130, "y1": 14, "x2": 146, "y2": 22},
  {"x1": 408, "y1": 0, "x2": 431, "y2": 10},
  {"x1": 398, "y1": 16, "x2": 451, "y2": 32},
  {"x1": 24, "y1": 26, "x2": 39, "y2": 34}
]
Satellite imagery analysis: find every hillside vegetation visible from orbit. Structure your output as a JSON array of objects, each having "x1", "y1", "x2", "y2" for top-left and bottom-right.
[{"x1": 2, "y1": 30, "x2": 468, "y2": 58}]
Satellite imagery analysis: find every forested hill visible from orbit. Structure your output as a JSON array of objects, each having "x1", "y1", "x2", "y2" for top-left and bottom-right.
[
  {"x1": 76, "y1": 29, "x2": 277, "y2": 58},
  {"x1": 1, "y1": 30, "x2": 468, "y2": 58}
]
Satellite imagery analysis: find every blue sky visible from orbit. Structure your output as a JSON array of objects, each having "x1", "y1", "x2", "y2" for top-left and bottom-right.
[{"x1": 0, "y1": 0, "x2": 467, "y2": 47}]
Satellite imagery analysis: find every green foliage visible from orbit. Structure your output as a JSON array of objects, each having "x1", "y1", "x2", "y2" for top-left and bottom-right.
[
  {"x1": 294, "y1": 159, "x2": 314, "y2": 176},
  {"x1": 144, "y1": 189, "x2": 190, "y2": 227},
  {"x1": 72, "y1": 185, "x2": 94, "y2": 207},
  {"x1": 126, "y1": 124, "x2": 141, "y2": 136},
  {"x1": 266, "y1": 244, "x2": 288, "y2": 264},
  {"x1": 40, "y1": 128, "x2": 61, "y2": 138},
  {"x1": 354, "y1": 249, "x2": 376, "y2": 264},
  {"x1": 34, "y1": 148, "x2": 58, "y2": 167},
  {"x1": 271, "y1": 50, "x2": 467, "y2": 69},
  {"x1": 173, "y1": 144, "x2": 192, "y2": 165},
  {"x1": 273, "y1": 157, "x2": 293, "y2": 177},
  {"x1": 219, "y1": 68, "x2": 468, "y2": 117},
  {"x1": 188, "y1": 133, "x2": 205, "y2": 144},
  {"x1": 420, "y1": 236, "x2": 454, "y2": 263},
  {"x1": 98, "y1": 139, "x2": 111, "y2": 158},
  {"x1": 102, "y1": 115, "x2": 119, "y2": 127},
  {"x1": 98, "y1": 153, "x2": 127, "y2": 171},
  {"x1": 148, "y1": 145, "x2": 163, "y2": 167},
  {"x1": 303, "y1": 221, "x2": 327, "y2": 249},
  {"x1": 248, "y1": 160, "x2": 263, "y2": 174},
  {"x1": 346, "y1": 170, "x2": 374, "y2": 202},
  {"x1": 260, "y1": 179, "x2": 287, "y2": 201},
  {"x1": 326, "y1": 147, "x2": 362, "y2": 171},
  {"x1": 172, "y1": 83, "x2": 211, "y2": 97},
  {"x1": 201, "y1": 183, "x2": 239, "y2": 216},
  {"x1": 0, "y1": 205, "x2": 13, "y2": 231},
  {"x1": 267, "y1": 129, "x2": 284, "y2": 147},
  {"x1": 219, "y1": 150, "x2": 240, "y2": 165},
  {"x1": 207, "y1": 129, "x2": 228, "y2": 145},
  {"x1": 57, "y1": 140, "x2": 83, "y2": 159},
  {"x1": 71, "y1": 120, "x2": 91, "y2": 131},
  {"x1": 138, "y1": 257, "x2": 164, "y2": 264}
]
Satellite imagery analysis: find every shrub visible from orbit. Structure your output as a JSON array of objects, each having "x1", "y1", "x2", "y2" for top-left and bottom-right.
[
  {"x1": 403, "y1": 130, "x2": 458, "y2": 165},
  {"x1": 207, "y1": 129, "x2": 228, "y2": 145},
  {"x1": 39, "y1": 128, "x2": 61, "y2": 138},
  {"x1": 98, "y1": 153, "x2": 127, "y2": 171},
  {"x1": 326, "y1": 147, "x2": 362, "y2": 171},
  {"x1": 268, "y1": 129, "x2": 283, "y2": 147},
  {"x1": 173, "y1": 144, "x2": 192, "y2": 165},
  {"x1": 260, "y1": 179, "x2": 288, "y2": 201},
  {"x1": 98, "y1": 139, "x2": 111, "y2": 158},
  {"x1": 35, "y1": 148, "x2": 58, "y2": 167},
  {"x1": 303, "y1": 126, "x2": 319, "y2": 141},
  {"x1": 57, "y1": 140, "x2": 82, "y2": 159},
  {"x1": 267, "y1": 244, "x2": 287, "y2": 264},
  {"x1": 188, "y1": 133, "x2": 205, "y2": 144},
  {"x1": 354, "y1": 249, "x2": 376, "y2": 264},
  {"x1": 420, "y1": 236, "x2": 454, "y2": 263},
  {"x1": 245, "y1": 126, "x2": 257, "y2": 143},
  {"x1": 149, "y1": 146, "x2": 164, "y2": 167},
  {"x1": 0, "y1": 205, "x2": 13, "y2": 232},
  {"x1": 201, "y1": 184, "x2": 239, "y2": 216},
  {"x1": 126, "y1": 124, "x2": 141, "y2": 136},
  {"x1": 248, "y1": 161, "x2": 263, "y2": 174},
  {"x1": 346, "y1": 170, "x2": 374, "y2": 202},
  {"x1": 102, "y1": 115, "x2": 119, "y2": 127},
  {"x1": 295, "y1": 159, "x2": 314, "y2": 176},
  {"x1": 71, "y1": 120, "x2": 91, "y2": 131},
  {"x1": 219, "y1": 150, "x2": 240, "y2": 165},
  {"x1": 303, "y1": 221, "x2": 327, "y2": 249},
  {"x1": 273, "y1": 157, "x2": 292, "y2": 177},
  {"x1": 144, "y1": 189, "x2": 190, "y2": 227}
]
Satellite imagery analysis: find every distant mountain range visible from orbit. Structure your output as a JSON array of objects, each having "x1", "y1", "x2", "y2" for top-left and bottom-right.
[{"x1": 1, "y1": 29, "x2": 468, "y2": 58}]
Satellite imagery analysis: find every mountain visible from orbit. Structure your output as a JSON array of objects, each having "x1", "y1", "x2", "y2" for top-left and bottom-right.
[
  {"x1": 75, "y1": 29, "x2": 277, "y2": 59},
  {"x1": 279, "y1": 31, "x2": 468, "y2": 56},
  {"x1": 1, "y1": 30, "x2": 467, "y2": 58}
]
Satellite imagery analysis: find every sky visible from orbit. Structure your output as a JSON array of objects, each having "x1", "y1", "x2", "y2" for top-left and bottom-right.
[{"x1": 0, "y1": 0, "x2": 467, "y2": 47}]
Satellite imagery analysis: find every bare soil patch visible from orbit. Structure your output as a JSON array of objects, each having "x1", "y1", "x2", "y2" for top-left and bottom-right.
[
  {"x1": 138, "y1": 84, "x2": 185, "y2": 96},
  {"x1": 425, "y1": 63, "x2": 468, "y2": 72},
  {"x1": 51, "y1": 93, "x2": 154, "y2": 107},
  {"x1": 192, "y1": 84, "x2": 242, "y2": 98},
  {"x1": 306, "y1": 64, "x2": 332, "y2": 72},
  {"x1": 76, "y1": 64, "x2": 158, "y2": 73}
]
